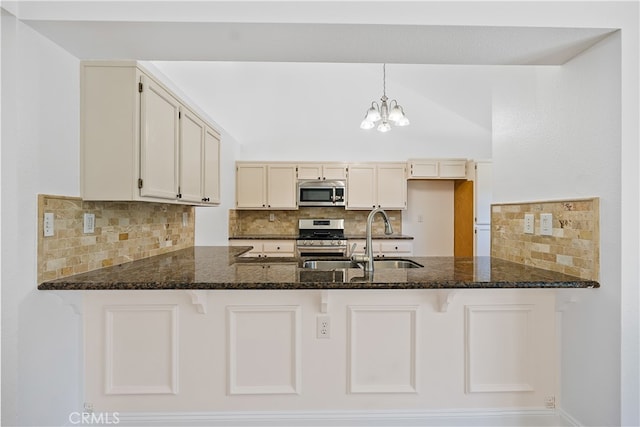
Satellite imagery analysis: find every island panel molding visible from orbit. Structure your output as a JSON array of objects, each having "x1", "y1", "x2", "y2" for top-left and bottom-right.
[
  {"x1": 104, "y1": 304, "x2": 179, "y2": 395},
  {"x1": 464, "y1": 304, "x2": 535, "y2": 393},
  {"x1": 227, "y1": 305, "x2": 302, "y2": 395},
  {"x1": 348, "y1": 305, "x2": 419, "y2": 394},
  {"x1": 491, "y1": 198, "x2": 599, "y2": 280}
]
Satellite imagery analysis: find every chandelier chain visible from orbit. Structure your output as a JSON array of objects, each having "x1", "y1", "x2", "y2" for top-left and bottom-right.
[{"x1": 382, "y1": 63, "x2": 386, "y2": 98}]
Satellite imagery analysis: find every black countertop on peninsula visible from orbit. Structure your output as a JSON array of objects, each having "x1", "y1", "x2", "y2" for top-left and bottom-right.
[
  {"x1": 228, "y1": 235, "x2": 414, "y2": 240},
  {"x1": 39, "y1": 246, "x2": 599, "y2": 290}
]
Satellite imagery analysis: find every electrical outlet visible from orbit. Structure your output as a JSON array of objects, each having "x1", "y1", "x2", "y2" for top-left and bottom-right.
[
  {"x1": 316, "y1": 315, "x2": 330, "y2": 339},
  {"x1": 269, "y1": 213, "x2": 275, "y2": 222},
  {"x1": 544, "y1": 395, "x2": 556, "y2": 409},
  {"x1": 83, "y1": 213, "x2": 95, "y2": 234},
  {"x1": 43, "y1": 212, "x2": 54, "y2": 237},
  {"x1": 540, "y1": 213, "x2": 553, "y2": 236},
  {"x1": 182, "y1": 212, "x2": 189, "y2": 227},
  {"x1": 524, "y1": 213, "x2": 534, "y2": 234}
]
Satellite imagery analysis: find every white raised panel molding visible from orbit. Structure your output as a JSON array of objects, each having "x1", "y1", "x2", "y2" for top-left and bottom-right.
[
  {"x1": 105, "y1": 305, "x2": 178, "y2": 395},
  {"x1": 465, "y1": 304, "x2": 534, "y2": 393},
  {"x1": 227, "y1": 305, "x2": 302, "y2": 395},
  {"x1": 348, "y1": 305, "x2": 419, "y2": 394}
]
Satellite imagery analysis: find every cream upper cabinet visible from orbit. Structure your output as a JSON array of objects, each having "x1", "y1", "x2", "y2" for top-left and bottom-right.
[
  {"x1": 298, "y1": 163, "x2": 347, "y2": 180},
  {"x1": 139, "y1": 74, "x2": 180, "y2": 200},
  {"x1": 408, "y1": 159, "x2": 467, "y2": 179},
  {"x1": 347, "y1": 163, "x2": 407, "y2": 210},
  {"x1": 236, "y1": 163, "x2": 298, "y2": 209},
  {"x1": 178, "y1": 107, "x2": 205, "y2": 203},
  {"x1": 377, "y1": 163, "x2": 407, "y2": 209},
  {"x1": 202, "y1": 128, "x2": 221, "y2": 204},
  {"x1": 81, "y1": 61, "x2": 220, "y2": 205}
]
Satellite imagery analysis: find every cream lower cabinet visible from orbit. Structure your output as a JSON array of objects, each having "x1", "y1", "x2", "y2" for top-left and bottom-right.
[
  {"x1": 347, "y1": 163, "x2": 407, "y2": 210},
  {"x1": 230, "y1": 240, "x2": 296, "y2": 257},
  {"x1": 81, "y1": 61, "x2": 221, "y2": 205},
  {"x1": 348, "y1": 239, "x2": 413, "y2": 257},
  {"x1": 83, "y1": 289, "x2": 558, "y2": 417},
  {"x1": 236, "y1": 163, "x2": 297, "y2": 209}
]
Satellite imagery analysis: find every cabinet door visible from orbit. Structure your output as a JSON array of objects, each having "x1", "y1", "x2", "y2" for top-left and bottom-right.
[
  {"x1": 139, "y1": 75, "x2": 180, "y2": 200},
  {"x1": 347, "y1": 165, "x2": 376, "y2": 209},
  {"x1": 439, "y1": 160, "x2": 467, "y2": 178},
  {"x1": 297, "y1": 164, "x2": 323, "y2": 180},
  {"x1": 474, "y1": 161, "x2": 492, "y2": 225},
  {"x1": 267, "y1": 164, "x2": 298, "y2": 209},
  {"x1": 236, "y1": 164, "x2": 266, "y2": 208},
  {"x1": 203, "y1": 127, "x2": 221, "y2": 204},
  {"x1": 178, "y1": 108, "x2": 204, "y2": 203},
  {"x1": 377, "y1": 163, "x2": 407, "y2": 209},
  {"x1": 475, "y1": 225, "x2": 491, "y2": 256},
  {"x1": 409, "y1": 160, "x2": 438, "y2": 178},
  {"x1": 322, "y1": 164, "x2": 347, "y2": 180}
]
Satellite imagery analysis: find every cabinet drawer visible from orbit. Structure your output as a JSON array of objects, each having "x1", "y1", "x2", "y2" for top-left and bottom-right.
[
  {"x1": 263, "y1": 241, "x2": 295, "y2": 254},
  {"x1": 379, "y1": 241, "x2": 413, "y2": 255}
]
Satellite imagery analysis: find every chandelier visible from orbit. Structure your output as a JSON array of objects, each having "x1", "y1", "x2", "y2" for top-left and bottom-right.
[{"x1": 360, "y1": 64, "x2": 409, "y2": 132}]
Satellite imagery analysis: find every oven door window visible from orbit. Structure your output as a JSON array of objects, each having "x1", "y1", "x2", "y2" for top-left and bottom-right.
[{"x1": 299, "y1": 188, "x2": 334, "y2": 204}]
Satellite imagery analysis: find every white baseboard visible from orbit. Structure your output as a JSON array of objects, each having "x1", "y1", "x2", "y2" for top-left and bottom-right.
[{"x1": 114, "y1": 408, "x2": 577, "y2": 427}]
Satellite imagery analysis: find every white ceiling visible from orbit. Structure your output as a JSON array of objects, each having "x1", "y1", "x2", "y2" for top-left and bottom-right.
[
  {"x1": 4, "y1": 1, "x2": 618, "y2": 158},
  {"x1": 7, "y1": 1, "x2": 615, "y2": 65}
]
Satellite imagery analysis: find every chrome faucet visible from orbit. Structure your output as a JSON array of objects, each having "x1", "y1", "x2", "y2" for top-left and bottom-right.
[{"x1": 351, "y1": 207, "x2": 393, "y2": 273}]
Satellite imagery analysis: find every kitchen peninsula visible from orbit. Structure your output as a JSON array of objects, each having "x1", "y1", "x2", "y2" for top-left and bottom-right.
[
  {"x1": 38, "y1": 246, "x2": 597, "y2": 421},
  {"x1": 38, "y1": 246, "x2": 598, "y2": 290}
]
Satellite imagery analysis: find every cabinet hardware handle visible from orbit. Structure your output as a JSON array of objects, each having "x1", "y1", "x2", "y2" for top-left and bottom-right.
[{"x1": 177, "y1": 193, "x2": 182, "y2": 199}]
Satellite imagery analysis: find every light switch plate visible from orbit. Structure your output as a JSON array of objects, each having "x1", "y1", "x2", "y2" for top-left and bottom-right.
[
  {"x1": 44, "y1": 212, "x2": 54, "y2": 237},
  {"x1": 83, "y1": 213, "x2": 95, "y2": 234},
  {"x1": 540, "y1": 213, "x2": 553, "y2": 236},
  {"x1": 524, "y1": 213, "x2": 534, "y2": 234}
]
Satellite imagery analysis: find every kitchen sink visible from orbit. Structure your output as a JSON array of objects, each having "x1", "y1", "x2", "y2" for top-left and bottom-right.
[
  {"x1": 369, "y1": 259, "x2": 423, "y2": 269},
  {"x1": 302, "y1": 260, "x2": 361, "y2": 270},
  {"x1": 302, "y1": 259, "x2": 423, "y2": 270}
]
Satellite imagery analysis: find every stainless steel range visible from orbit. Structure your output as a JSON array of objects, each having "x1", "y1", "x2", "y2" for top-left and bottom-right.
[{"x1": 296, "y1": 219, "x2": 347, "y2": 257}]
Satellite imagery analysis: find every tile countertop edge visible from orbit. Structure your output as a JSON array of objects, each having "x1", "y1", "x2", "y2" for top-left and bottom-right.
[{"x1": 38, "y1": 246, "x2": 599, "y2": 291}]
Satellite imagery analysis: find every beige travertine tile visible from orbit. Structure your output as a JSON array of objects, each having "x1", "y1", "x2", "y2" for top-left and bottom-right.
[
  {"x1": 491, "y1": 198, "x2": 599, "y2": 280},
  {"x1": 229, "y1": 207, "x2": 403, "y2": 237},
  {"x1": 38, "y1": 195, "x2": 195, "y2": 283}
]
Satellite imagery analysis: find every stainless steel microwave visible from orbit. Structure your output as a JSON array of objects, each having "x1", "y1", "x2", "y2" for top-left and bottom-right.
[{"x1": 298, "y1": 180, "x2": 346, "y2": 207}]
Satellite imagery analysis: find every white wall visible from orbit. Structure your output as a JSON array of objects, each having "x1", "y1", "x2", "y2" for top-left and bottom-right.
[
  {"x1": 402, "y1": 180, "x2": 454, "y2": 256},
  {"x1": 1, "y1": 12, "x2": 83, "y2": 426},
  {"x1": 492, "y1": 33, "x2": 622, "y2": 425},
  {"x1": 151, "y1": 62, "x2": 494, "y2": 163}
]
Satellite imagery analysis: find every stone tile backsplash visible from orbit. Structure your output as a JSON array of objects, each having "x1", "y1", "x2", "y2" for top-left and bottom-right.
[
  {"x1": 38, "y1": 195, "x2": 194, "y2": 283},
  {"x1": 229, "y1": 208, "x2": 403, "y2": 237},
  {"x1": 491, "y1": 198, "x2": 599, "y2": 280}
]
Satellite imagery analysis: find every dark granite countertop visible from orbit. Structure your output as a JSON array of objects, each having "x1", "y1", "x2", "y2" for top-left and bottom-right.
[
  {"x1": 38, "y1": 246, "x2": 599, "y2": 290},
  {"x1": 228, "y1": 235, "x2": 414, "y2": 240}
]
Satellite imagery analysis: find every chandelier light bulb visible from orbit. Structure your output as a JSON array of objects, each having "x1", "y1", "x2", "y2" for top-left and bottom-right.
[
  {"x1": 360, "y1": 119, "x2": 375, "y2": 130},
  {"x1": 360, "y1": 64, "x2": 409, "y2": 133},
  {"x1": 377, "y1": 121, "x2": 391, "y2": 132}
]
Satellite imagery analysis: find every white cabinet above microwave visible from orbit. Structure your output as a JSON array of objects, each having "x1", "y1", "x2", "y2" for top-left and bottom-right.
[{"x1": 407, "y1": 159, "x2": 468, "y2": 179}]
